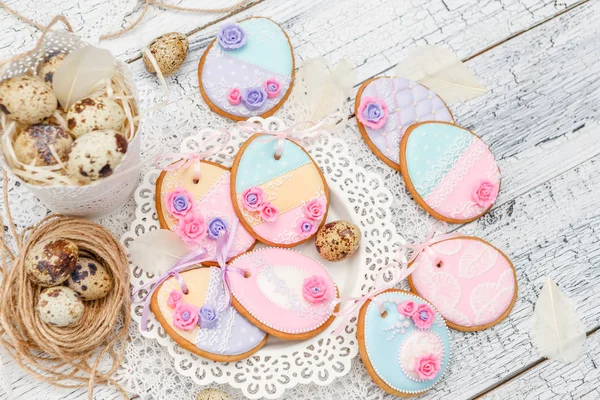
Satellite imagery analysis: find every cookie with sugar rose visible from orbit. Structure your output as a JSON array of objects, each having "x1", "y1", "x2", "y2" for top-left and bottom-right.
[
  {"x1": 156, "y1": 159, "x2": 256, "y2": 265},
  {"x1": 150, "y1": 266, "x2": 268, "y2": 361},
  {"x1": 226, "y1": 247, "x2": 339, "y2": 340},
  {"x1": 399, "y1": 121, "x2": 501, "y2": 223},
  {"x1": 357, "y1": 289, "x2": 451, "y2": 397},
  {"x1": 230, "y1": 133, "x2": 330, "y2": 247},
  {"x1": 198, "y1": 17, "x2": 295, "y2": 121},
  {"x1": 355, "y1": 76, "x2": 454, "y2": 171},
  {"x1": 407, "y1": 236, "x2": 517, "y2": 331}
]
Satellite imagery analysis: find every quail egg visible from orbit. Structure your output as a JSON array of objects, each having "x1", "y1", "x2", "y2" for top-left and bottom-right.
[
  {"x1": 143, "y1": 32, "x2": 189, "y2": 76},
  {"x1": 66, "y1": 130, "x2": 128, "y2": 183},
  {"x1": 37, "y1": 286, "x2": 84, "y2": 327},
  {"x1": 0, "y1": 75, "x2": 57, "y2": 124},
  {"x1": 25, "y1": 238, "x2": 79, "y2": 286},
  {"x1": 66, "y1": 96, "x2": 126, "y2": 138},
  {"x1": 196, "y1": 388, "x2": 231, "y2": 400},
  {"x1": 315, "y1": 220, "x2": 361, "y2": 262},
  {"x1": 14, "y1": 124, "x2": 73, "y2": 166},
  {"x1": 38, "y1": 53, "x2": 67, "y2": 84},
  {"x1": 67, "y1": 256, "x2": 113, "y2": 301}
]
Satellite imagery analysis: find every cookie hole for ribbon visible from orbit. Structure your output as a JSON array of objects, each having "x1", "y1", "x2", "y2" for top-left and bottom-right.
[
  {"x1": 274, "y1": 153, "x2": 281, "y2": 161},
  {"x1": 192, "y1": 178, "x2": 199, "y2": 184},
  {"x1": 380, "y1": 310, "x2": 388, "y2": 318},
  {"x1": 182, "y1": 288, "x2": 190, "y2": 295},
  {"x1": 436, "y1": 261, "x2": 443, "y2": 268},
  {"x1": 243, "y1": 269, "x2": 251, "y2": 278}
]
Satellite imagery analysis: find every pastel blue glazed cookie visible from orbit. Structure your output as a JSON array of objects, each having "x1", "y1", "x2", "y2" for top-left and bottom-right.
[
  {"x1": 399, "y1": 121, "x2": 501, "y2": 223},
  {"x1": 355, "y1": 77, "x2": 453, "y2": 170},
  {"x1": 357, "y1": 289, "x2": 451, "y2": 397},
  {"x1": 198, "y1": 17, "x2": 295, "y2": 121}
]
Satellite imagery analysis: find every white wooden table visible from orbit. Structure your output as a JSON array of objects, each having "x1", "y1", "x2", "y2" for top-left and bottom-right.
[{"x1": 1, "y1": 0, "x2": 599, "y2": 398}]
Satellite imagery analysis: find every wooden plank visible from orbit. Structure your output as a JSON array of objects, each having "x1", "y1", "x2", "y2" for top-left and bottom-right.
[
  {"x1": 127, "y1": 0, "x2": 585, "y2": 110},
  {"x1": 482, "y1": 330, "x2": 600, "y2": 399}
]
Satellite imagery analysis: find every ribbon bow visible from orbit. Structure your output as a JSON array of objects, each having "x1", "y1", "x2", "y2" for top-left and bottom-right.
[
  {"x1": 132, "y1": 248, "x2": 209, "y2": 331},
  {"x1": 331, "y1": 222, "x2": 462, "y2": 335},
  {"x1": 154, "y1": 129, "x2": 231, "y2": 183},
  {"x1": 215, "y1": 220, "x2": 246, "y2": 306},
  {"x1": 237, "y1": 116, "x2": 331, "y2": 159}
]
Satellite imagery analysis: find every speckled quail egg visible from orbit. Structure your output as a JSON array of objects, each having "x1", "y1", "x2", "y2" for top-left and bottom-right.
[
  {"x1": 0, "y1": 75, "x2": 57, "y2": 124},
  {"x1": 66, "y1": 130, "x2": 128, "y2": 183},
  {"x1": 143, "y1": 32, "x2": 189, "y2": 76},
  {"x1": 66, "y1": 96, "x2": 126, "y2": 138},
  {"x1": 38, "y1": 53, "x2": 66, "y2": 84},
  {"x1": 14, "y1": 124, "x2": 73, "y2": 166},
  {"x1": 25, "y1": 238, "x2": 78, "y2": 286},
  {"x1": 42, "y1": 106, "x2": 66, "y2": 127},
  {"x1": 37, "y1": 286, "x2": 84, "y2": 327},
  {"x1": 67, "y1": 256, "x2": 113, "y2": 301},
  {"x1": 196, "y1": 388, "x2": 231, "y2": 400},
  {"x1": 315, "y1": 220, "x2": 361, "y2": 262}
]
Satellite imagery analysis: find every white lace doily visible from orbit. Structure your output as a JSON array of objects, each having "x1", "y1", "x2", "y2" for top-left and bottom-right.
[{"x1": 120, "y1": 110, "x2": 404, "y2": 398}]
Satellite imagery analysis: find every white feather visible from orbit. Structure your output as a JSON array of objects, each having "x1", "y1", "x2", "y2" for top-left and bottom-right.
[
  {"x1": 52, "y1": 46, "x2": 116, "y2": 109},
  {"x1": 394, "y1": 45, "x2": 487, "y2": 105},
  {"x1": 128, "y1": 229, "x2": 190, "y2": 276},
  {"x1": 531, "y1": 277, "x2": 586, "y2": 363},
  {"x1": 288, "y1": 58, "x2": 356, "y2": 131}
]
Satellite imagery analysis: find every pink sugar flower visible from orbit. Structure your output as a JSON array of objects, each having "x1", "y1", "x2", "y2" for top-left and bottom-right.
[
  {"x1": 297, "y1": 218, "x2": 317, "y2": 237},
  {"x1": 264, "y1": 78, "x2": 281, "y2": 99},
  {"x1": 472, "y1": 180, "x2": 499, "y2": 208},
  {"x1": 412, "y1": 303, "x2": 435, "y2": 329},
  {"x1": 172, "y1": 302, "x2": 199, "y2": 331},
  {"x1": 302, "y1": 275, "x2": 331, "y2": 304},
  {"x1": 227, "y1": 87, "x2": 242, "y2": 105},
  {"x1": 259, "y1": 202, "x2": 278, "y2": 222},
  {"x1": 241, "y1": 186, "x2": 264, "y2": 211},
  {"x1": 357, "y1": 97, "x2": 388, "y2": 130},
  {"x1": 165, "y1": 188, "x2": 193, "y2": 218},
  {"x1": 398, "y1": 300, "x2": 417, "y2": 317},
  {"x1": 175, "y1": 211, "x2": 208, "y2": 244},
  {"x1": 302, "y1": 198, "x2": 326, "y2": 221},
  {"x1": 414, "y1": 354, "x2": 441, "y2": 381},
  {"x1": 167, "y1": 290, "x2": 183, "y2": 309}
]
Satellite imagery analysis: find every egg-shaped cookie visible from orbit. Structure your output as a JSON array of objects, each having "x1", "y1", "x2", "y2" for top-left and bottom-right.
[
  {"x1": 227, "y1": 248, "x2": 338, "y2": 340},
  {"x1": 399, "y1": 121, "x2": 501, "y2": 223},
  {"x1": 355, "y1": 77, "x2": 453, "y2": 170},
  {"x1": 408, "y1": 236, "x2": 517, "y2": 331},
  {"x1": 198, "y1": 17, "x2": 294, "y2": 121},
  {"x1": 358, "y1": 289, "x2": 451, "y2": 397},
  {"x1": 150, "y1": 266, "x2": 267, "y2": 361},
  {"x1": 156, "y1": 160, "x2": 255, "y2": 264},
  {"x1": 231, "y1": 134, "x2": 329, "y2": 247}
]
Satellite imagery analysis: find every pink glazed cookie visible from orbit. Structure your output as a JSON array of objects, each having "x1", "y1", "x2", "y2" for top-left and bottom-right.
[
  {"x1": 408, "y1": 236, "x2": 517, "y2": 331},
  {"x1": 399, "y1": 121, "x2": 501, "y2": 223},
  {"x1": 156, "y1": 160, "x2": 256, "y2": 265},
  {"x1": 227, "y1": 247, "x2": 338, "y2": 340}
]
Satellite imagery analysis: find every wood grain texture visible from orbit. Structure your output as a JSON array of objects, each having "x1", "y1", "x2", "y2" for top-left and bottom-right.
[{"x1": 0, "y1": 0, "x2": 598, "y2": 398}]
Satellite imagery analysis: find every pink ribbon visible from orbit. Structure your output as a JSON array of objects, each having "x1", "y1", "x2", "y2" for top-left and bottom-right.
[
  {"x1": 237, "y1": 117, "x2": 330, "y2": 159},
  {"x1": 154, "y1": 129, "x2": 231, "y2": 183},
  {"x1": 132, "y1": 247, "x2": 209, "y2": 331},
  {"x1": 331, "y1": 222, "x2": 463, "y2": 335}
]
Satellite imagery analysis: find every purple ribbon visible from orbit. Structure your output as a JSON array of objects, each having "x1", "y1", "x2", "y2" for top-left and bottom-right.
[
  {"x1": 215, "y1": 220, "x2": 246, "y2": 306},
  {"x1": 132, "y1": 248, "x2": 209, "y2": 331}
]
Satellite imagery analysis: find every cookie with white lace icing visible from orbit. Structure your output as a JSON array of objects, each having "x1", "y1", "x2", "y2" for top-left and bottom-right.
[
  {"x1": 227, "y1": 248, "x2": 338, "y2": 340},
  {"x1": 358, "y1": 289, "x2": 451, "y2": 397},
  {"x1": 355, "y1": 77, "x2": 454, "y2": 170},
  {"x1": 408, "y1": 236, "x2": 517, "y2": 331},
  {"x1": 230, "y1": 134, "x2": 330, "y2": 247},
  {"x1": 156, "y1": 160, "x2": 256, "y2": 265},
  {"x1": 399, "y1": 121, "x2": 501, "y2": 223},
  {"x1": 198, "y1": 17, "x2": 295, "y2": 121},
  {"x1": 150, "y1": 266, "x2": 268, "y2": 361}
]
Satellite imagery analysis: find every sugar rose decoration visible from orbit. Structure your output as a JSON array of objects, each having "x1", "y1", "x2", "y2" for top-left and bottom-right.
[
  {"x1": 398, "y1": 300, "x2": 417, "y2": 317},
  {"x1": 297, "y1": 218, "x2": 317, "y2": 237},
  {"x1": 259, "y1": 202, "x2": 278, "y2": 222},
  {"x1": 412, "y1": 304, "x2": 435, "y2": 329},
  {"x1": 264, "y1": 78, "x2": 281, "y2": 99},
  {"x1": 165, "y1": 188, "x2": 193, "y2": 217},
  {"x1": 175, "y1": 211, "x2": 208, "y2": 244},
  {"x1": 472, "y1": 180, "x2": 499, "y2": 208},
  {"x1": 414, "y1": 354, "x2": 441, "y2": 381},
  {"x1": 167, "y1": 290, "x2": 183, "y2": 309},
  {"x1": 241, "y1": 187, "x2": 264, "y2": 211},
  {"x1": 227, "y1": 87, "x2": 242, "y2": 105},
  {"x1": 242, "y1": 87, "x2": 267, "y2": 111},
  {"x1": 302, "y1": 275, "x2": 331, "y2": 304},
  {"x1": 207, "y1": 217, "x2": 228, "y2": 240},
  {"x1": 302, "y1": 199, "x2": 325, "y2": 220},
  {"x1": 357, "y1": 97, "x2": 388, "y2": 130},
  {"x1": 173, "y1": 302, "x2": 199, "y2": 331},
  {"x1": 218, "y1": 23, "x2": 247, "y2": 50},
  {"x1": 198, "y1": 305, "x2": 218, "y2": 329}
]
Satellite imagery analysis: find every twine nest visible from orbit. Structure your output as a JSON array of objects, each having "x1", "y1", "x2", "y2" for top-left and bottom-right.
[{"x1": 0, "y1": 176, "x2": 130, "y2": 398}]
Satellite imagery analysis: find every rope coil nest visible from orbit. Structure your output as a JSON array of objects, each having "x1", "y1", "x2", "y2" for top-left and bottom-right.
[{"x1": 0, "y1": 173, "x2": 130, "y2": 398}]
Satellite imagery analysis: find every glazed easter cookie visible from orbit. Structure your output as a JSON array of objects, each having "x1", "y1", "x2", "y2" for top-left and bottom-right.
[
  {"x1": 358, "y1": 289, "x2": 451, "y2": 397},
  {"x1": 150, "y1": 266, "x2": 267, "y2": 361},
  {"x1": 198, "y1": 17, "x2": 295, "y2": 121},
  {"x1": 400, "y1": 121, "x2": 501, "y2": 223},
  {"x1": 408, "y1": 237, "x2": 517, "y2": 331},
  {"x1": 156, "y1": 160, "x2": 256, "y2": 264},
  {"x1": 230, "y1": 134, "x2": 329, "y2": 247},
  {"x1": 355, "y1": 77, "x2": 453, "y2": 170},
  {"x1": 227, "y1": 248, "x2": 338, "y2": 340}
]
